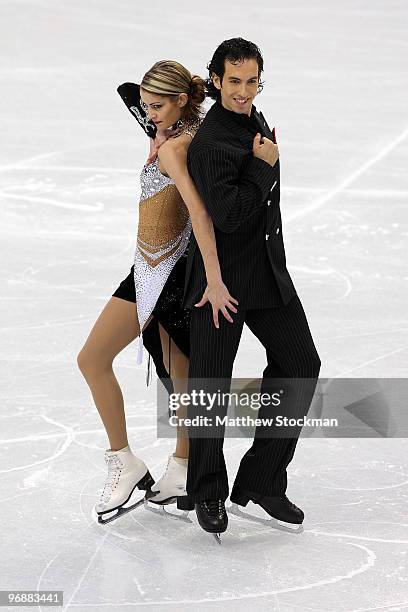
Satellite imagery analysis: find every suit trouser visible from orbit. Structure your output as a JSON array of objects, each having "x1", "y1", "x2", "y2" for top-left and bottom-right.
[{"x1": 186, "y1": 294, "x2": 321, "y2": 502}]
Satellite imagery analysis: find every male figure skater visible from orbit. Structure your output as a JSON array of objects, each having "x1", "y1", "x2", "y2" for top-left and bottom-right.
[{"x1": 182, "y1": 37, "x2": 321, "y2": 537}]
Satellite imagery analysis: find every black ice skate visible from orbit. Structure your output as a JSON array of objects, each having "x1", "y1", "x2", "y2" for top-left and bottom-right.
[
  {"x1": 229, "y1": 485, "x2": 304, "y2": 527},
  {"x1": 195, "y1": 499, "x2": 228, "y2": 544}
]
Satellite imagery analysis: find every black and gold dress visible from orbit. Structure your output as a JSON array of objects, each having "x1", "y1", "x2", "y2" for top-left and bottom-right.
[{"x1": 112, "y1": 82, "x2": 202, "y2": 383}]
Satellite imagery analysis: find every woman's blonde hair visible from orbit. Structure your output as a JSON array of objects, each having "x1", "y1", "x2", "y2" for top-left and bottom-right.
[{"x1": 140, "y1": 60, "x2": 205, "y2": 122}]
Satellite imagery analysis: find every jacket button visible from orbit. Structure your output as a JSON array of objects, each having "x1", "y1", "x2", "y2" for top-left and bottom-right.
[
  {"x1": 267, "y1": 200, "x2": 271, "y2": 206},
  {"x1": 265, "y1": 234, "x2": 269, "y2": 240},
  {"x1": 276, "y1": 227, "x2": 280, "y2": 234}
]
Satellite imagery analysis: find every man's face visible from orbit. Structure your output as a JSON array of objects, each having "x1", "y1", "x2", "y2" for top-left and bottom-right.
[{"x1": 212, "y1": 58, "x2": 259, "y2": 116}]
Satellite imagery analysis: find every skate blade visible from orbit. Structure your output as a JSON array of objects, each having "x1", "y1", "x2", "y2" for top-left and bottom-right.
[
  {"x1": 95, "y1": 497, "x2": 147, "y2": 525},
  {"x1": 212, "y1": 533, "x2": 222, "y2": 545},
  {"x1": 227, "y1": 503, "x2": 303, "y2": 533},
  {"x1": 144, "y1": 500, "x2": 192, "y2": 523}
]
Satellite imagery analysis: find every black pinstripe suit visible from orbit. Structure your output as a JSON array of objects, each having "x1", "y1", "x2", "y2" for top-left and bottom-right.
[{"x1": 183, "y1": 99, "x2": 321, "y2": 502}]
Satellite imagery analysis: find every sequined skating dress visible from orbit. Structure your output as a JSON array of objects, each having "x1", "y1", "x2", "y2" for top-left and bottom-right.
[
  {"x1": 112, "y1": 120, "x2": 201, "y2": 371},
  {"x1": 135, "y1": 150, "x2": 191, "y2": 363}
]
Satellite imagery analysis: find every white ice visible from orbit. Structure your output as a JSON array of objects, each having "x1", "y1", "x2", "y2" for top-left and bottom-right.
[{"x1": 1, "y1": 0, "x2": 408, "y2": 610}]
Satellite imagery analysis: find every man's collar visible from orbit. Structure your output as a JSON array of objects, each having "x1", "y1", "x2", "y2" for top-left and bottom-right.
[
  {"x1": 214, "y1": 98, "x2": 257, "y2": 125},
  {"x1": 212, "y1": 98, "x2": 269, "y2": 138}
]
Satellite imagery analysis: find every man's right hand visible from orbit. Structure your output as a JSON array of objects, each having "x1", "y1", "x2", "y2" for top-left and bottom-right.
[{"x1": 253, "y1": 133, "x2": 279, "y2": 167}]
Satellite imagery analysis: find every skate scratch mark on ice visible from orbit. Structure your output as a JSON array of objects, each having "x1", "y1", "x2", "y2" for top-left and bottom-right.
[
  {"x1": 0, "y1": 431, "x2": 94, "y2": 445},
  {"x1": 0, "y1": 147, "x2": 130, "y2": 173},
  {"x1": 307, "y1": 522, "x2": 408, "y2": 545},
  {"x1": 0, "y1": 228, "x2": 130, "y2": 242},
  {"x1": 333, "y1": 345, "x2": 408, "y2": 377},
  {"x1": 316, "y1": 480, "x2": 408, "y2": 492},
  {"x1": 0, "y1": 415, "x2": 74, "y2": 474},
  {"x1": 10, "y1": 270, "x2": 97, "y2": 294},
  {"x1": 320, "y1": 327, "x2": 408, "y2": 341},
  {"x1": 63, "y1": 533, "x2": 109, "y2": 612},
  {"x1": 36, "y1": 551, "x2": 61, "y2": 612},
  {"x1": 286, "y1": 125, "x2": 408, "y2": 223},
  {"x1": 344, "y1": 602, "x2": 408, "y2": 612},
  {"x1": 0, "y1": 486, "x2": 53, "y2": 504},
  {"x1": 291, "y1": 264, "x2": 352, "y2": 300},
  {"x1": 0, "y1": 316, "x2": 96, "y2": 333},
  {"x1": 59, "y1": 543, "x2": 375, "y2": 605},
  {"x1": 283, "y1": 603, "x2": 407, "y2": 612},
  {"x1": 328, "y1": 269, "x2": 352, "y2": 300},
  {"x1": 0, "y1": 142, "x2": 138, "y2": 173},
  {"x1": 77, "y1": 472, "x2": 169, "y2": 566},
  {"x1": 7, "y1": 164, "x2": 137, "y2": 174},
  {"x1": 133, "y1": 575, "x2": 146, "y2": 598},
  {"x1": 285, "y1": 186, "x2": 408, "y2": 199},
  {"x1": 0, "y1": 150, "x2": 69, "y2": 172},
  {"x1": 0, "y1": 191, "x2": 103, "y2": 212},
  {"x1": 0, "y1": 473, "x2": 96, "y2": 504},
  {"x1": 0, "y1": 426, "x2": 155, "y2": 448},
  {"x1": 77, "y1": 476, "x2": 157, "y2": 567}
]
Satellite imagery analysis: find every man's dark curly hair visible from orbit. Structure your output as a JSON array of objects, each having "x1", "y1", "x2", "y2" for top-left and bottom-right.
[{"x1": 205, "y1": 37, "x2": 265, "y2": 100}]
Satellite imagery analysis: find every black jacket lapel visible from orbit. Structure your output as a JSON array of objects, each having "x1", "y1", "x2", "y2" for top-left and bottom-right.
[{"x1": 253, "y1": 110, "x2": 276, "y2": 143}]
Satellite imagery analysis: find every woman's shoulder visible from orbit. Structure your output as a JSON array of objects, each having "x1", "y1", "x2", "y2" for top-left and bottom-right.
[
  {"x1": 159, "y1": 117, "x2": 202, "y2": 155},
  {"x1": 175, "y1": 116, "x2": 203, "y2": 141}
]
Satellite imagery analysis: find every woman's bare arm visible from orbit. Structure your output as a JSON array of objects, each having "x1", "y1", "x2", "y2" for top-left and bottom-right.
[{"x1": 158, "y1": 136, "x2": 238, "y2": 326}]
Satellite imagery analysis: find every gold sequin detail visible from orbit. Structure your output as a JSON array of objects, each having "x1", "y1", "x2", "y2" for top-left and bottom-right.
[{"x1": 137, "y1": 183, "x2": 189, "y2": 268}]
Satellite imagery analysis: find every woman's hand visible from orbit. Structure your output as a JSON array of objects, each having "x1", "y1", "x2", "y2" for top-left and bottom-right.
[
  {"x1": 146, "y1": 126, "x2": 181, "y2": 166},
  {"x1": 194, "y1": 280, "x2": 239, "y2": 329}
]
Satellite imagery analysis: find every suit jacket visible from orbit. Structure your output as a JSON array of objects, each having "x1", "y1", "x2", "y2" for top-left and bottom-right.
[{"x1": 182, "y1": 99, "x2": 297, "y2": 309}]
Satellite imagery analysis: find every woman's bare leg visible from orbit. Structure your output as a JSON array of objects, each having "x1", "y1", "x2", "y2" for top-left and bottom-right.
[
  {"x1": 158, "y1": 324, "x2": 190, "y2": 460},
  {"x1": 77, "y1": 297, "x2": 152, "y2": 452}
]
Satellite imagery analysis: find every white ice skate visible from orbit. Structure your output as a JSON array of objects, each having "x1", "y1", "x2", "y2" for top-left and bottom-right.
[
  {"x1": 144, "y1": 453, "x2": 192, "y2": 523},
  {"x1": 93, "y1": 445, "x2": 154, "y2": 525}
]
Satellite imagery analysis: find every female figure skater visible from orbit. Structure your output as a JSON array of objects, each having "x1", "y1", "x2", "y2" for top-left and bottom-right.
[{"x1": 77, "y1": 60, "x2": 238, "y2": 524}]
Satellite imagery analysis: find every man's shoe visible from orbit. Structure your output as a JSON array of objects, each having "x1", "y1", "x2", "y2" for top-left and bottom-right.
[
  {"x1": 230, "y1": 486, "x2": 304, "y2": 524},
  {"x1": 195, "y1": 499, "x2": 228, "y2": 534}
]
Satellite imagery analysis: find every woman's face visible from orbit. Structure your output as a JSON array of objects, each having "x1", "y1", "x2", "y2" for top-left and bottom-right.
[{"x1": 140, "y1": 89, "x2": 187, "y2": 130}]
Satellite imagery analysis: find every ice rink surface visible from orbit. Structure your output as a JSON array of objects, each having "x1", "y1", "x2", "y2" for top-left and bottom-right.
[{"x1": 1, "y1": 0, "x2": 408, "y2": 610}]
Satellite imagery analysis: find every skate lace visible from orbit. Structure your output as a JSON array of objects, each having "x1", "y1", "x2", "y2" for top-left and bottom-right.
[
  {"x1": 163, "y1": 455, "x2": 172, "y2": 478},
  {"x1": 155, "y1": 455, "x2": 172, "y2": 487},
  {"x1": 203, "y1": 499, "x2": 225, "y2": 517},
  {"x1": 99, "y1": 455, "x2": 123, "y2": 504}
]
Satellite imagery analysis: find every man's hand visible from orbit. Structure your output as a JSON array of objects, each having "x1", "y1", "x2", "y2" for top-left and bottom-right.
[{"x1": 252, "y1": 133, "x2": 279, "y2": 167}]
